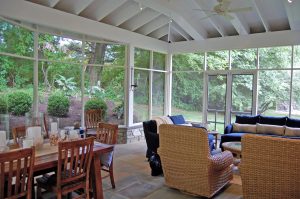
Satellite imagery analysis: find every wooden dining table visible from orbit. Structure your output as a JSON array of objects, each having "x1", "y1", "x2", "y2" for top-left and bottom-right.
[{"x1": 7, "y1": 140, "x2": 113, "y2": 199}]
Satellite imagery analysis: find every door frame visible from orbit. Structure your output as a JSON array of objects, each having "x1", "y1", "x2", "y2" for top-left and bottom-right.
[{"x1": 203, "y1": 70, "x2": 258, "y2": 129}]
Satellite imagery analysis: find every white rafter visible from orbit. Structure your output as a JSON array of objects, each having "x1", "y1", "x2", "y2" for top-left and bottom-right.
[
  {"x1": 148, "y1": 25, "x2": 168, "y2": 39},
  {"x1": 80, "y1": 0, "x2": 127, "y2": 21},
  {"x1": 29, "y1": 0, "x2": 60, "y2": 7},
  {"x1": 136, "y1": 0, "x2": 204, "y2": 40},
  {"x1": 171, "y1": 22, "x2": 191, "y2": 41},
  {"x1": 104, "y1": 1, "x2": 141, "y2": 27},
  {"x1": 120, "y1": 8, "x2": 160, "y2": 31},
  {"x1": 283, "y1": 0, "x2": 300, "y2": 30},
  {"x1": 251, "y1": 0, "x2": 270, "y2": 32},
  {"x1": 230, "y1": 13, "x2": 250, "y2": 35},
  {"x1": 136, "y1": 15, "x2": 169, "y2": 36},
  {"x1": 54, "y1": 0, "x2": 94, "y2": 15}
]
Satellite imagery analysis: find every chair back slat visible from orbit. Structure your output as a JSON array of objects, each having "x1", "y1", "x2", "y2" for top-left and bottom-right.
[
  {"x1": 85, "y1": 109, "x2": 102, "y2": 129},
  {"x1": 0, "y1": 147, "x2": 35, "y2": 199},
  {"x1": 57, "y1": 137, "x2": 94, "y2": 195},
  {"x1": 96, "y1": 123, "x2": 118, "y2": 145}
]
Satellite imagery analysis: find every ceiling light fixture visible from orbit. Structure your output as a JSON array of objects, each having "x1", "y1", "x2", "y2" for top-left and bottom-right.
[{"x1": 288, "y1": 0, "x2": 293, "y2": 3}]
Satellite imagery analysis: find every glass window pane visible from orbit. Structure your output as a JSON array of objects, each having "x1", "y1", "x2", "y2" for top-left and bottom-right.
[
  {"x1": 39, "y1": 33, "x2": 82, "y2": 63},
  {"x1": 291, "y1": 70, "x2": 300, "y2": 118},
  {"x1": 258, "y1": 70, "x2": 290, "y2": 116},
  {"x1": 153, "y1": 52, "x2": 166, "y2": 70},
  {"x1": 0, "y1": 55, "x2": 33, "y2": 137},
  {"x1": 231, "y1": 49, "x2": 257, "y2": 69},
  {"x1": 259, "y1": 46, "x2": 292, "y2": 68},
  {"x1": 0, "y1": 20, "x2": 34, "y2": 57},
  {"x1": 152, "y1": 72, "x2": 165, "y2": 117},
  {"x1": 134, "y1": 48, "x2": 150, "y2": 68},
  {"x1": 172, "y1": 53, "x2": 204, "y2": 71},
  {"x1": 294, "y1": 45, "x2": 300, "y2": 68},
  {"x1": 207, "y1": 51, "x2": 229, "y2": 70},
  {"x1": 85, "y1": 66, "x2": 125, "y2": 125},
  {"x1": 172, "y1": 72, "x2": 203, "y2": 121},
  {"x1": 104, "y1": 44, "x2": 125, "y2": 66},
  {"x1": 134, "y1": 70, "x2": 149, "y2": 123}
]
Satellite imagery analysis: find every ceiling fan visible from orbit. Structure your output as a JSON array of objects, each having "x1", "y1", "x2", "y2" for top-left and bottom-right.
[{"x1": 194, "y1": 0, "x2": 252, "y2": 20}]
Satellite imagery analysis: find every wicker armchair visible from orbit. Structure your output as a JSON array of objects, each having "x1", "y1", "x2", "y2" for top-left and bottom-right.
[
  {"x1": 240, "y1": 134, "x2": 300, "y2": 199},
  {"x1": 158, "y1": 124, "x2": 233, "y2": 198}
]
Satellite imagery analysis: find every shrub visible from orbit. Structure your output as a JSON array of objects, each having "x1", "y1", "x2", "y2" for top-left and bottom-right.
[
  {"x1": 7, "y1": 91, "x2": 32, "y2": 116},
  {"x1": 47, "y1": 92, "x2": 70, "y2": 117},
  {"x1": 0, "y1": 97, "x2": 7, "y2": 114},
  {"x1": 84, "y1": 98, "x2": 108, "y2": 118}
]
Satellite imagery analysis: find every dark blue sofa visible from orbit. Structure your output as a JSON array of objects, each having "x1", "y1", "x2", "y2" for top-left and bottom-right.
[{"x1": 220, "y1": 115, "x2": 300, "y2": 149}]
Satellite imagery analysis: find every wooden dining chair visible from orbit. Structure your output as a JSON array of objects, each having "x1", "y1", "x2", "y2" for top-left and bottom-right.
[
  {"x1": 96, "y1": 122, "x2": 118, "y2": 189},
  {"x1": 0, "y1": 147, "x2": 35, "y2": 199},
  {"x1": 85, "y1": 109, "x2": 102, "y2": 137},
  {"x1": 12, "y1": 125, "x2": 26, "y2": 145},
  {"x1": 36, "y1": 137, "x2": 94, "y2": 199}
]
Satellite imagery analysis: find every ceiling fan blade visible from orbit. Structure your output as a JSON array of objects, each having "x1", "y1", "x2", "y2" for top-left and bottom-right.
[
  {"x1": 224, "y1": 14, "x2": 235, "y2": 20},
  {"x1": 228, "y1": 7, "x2": 252, "y2": 13},
  {"x1": 199, "y1": 14, "x2": 218, "y2": 20},
  {"x1": 193, "y1": 8, "x2": 215, "y2": 13}
]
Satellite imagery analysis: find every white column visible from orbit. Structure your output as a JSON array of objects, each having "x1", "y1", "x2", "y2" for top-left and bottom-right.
[
  {"x1": 149, "y1": 51, "x2": 153, "y2": 118},
  {"x1": 80, "y1": 41, "x2": 86, "y2": 128},
  {"x1": 164, "y1": 53, "x2": 172, "y2": 115},
  {"x1": 33, "y1": 31, "x2": 39, "y2": 118},
  {"x1": 202, "y1": 52, "x2": 207, "y2": 124},
  {"x1": 125, "y1": 44, "x2": 134, "y2": 127}
]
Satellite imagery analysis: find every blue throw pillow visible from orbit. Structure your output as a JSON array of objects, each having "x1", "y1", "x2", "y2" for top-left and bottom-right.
[
  {"x1": 235, "y1": 115, "x2": 259, "y2": 124},
  {"x1": 169, "y1": 115, "x2": 186, "y2": 124},
  {"x1": 259, "y1": 115, "x2": 287, "y2": 126},
  {"x1": 286, "y1": 118, "x2": 300, "y2": 128}
]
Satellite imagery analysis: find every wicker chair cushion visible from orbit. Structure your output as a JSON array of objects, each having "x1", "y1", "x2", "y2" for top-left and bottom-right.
[
  {"x1": 256, "y1": 123, "x2": 285, "y2": 136},
  {"x1": 284, "y1": 126, "x2": 300, "y2": 137},
  {"x1": 235, "y1": 115, "x2": 259, "y2": 124},
  {"x1": 232, "y1": 123, "x2": 256, "y2": 133}
]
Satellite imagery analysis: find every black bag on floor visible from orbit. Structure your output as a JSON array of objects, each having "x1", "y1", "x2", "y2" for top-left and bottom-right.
[{"x1": 149, "y1": 153, "x2": 163, "y2": 176}]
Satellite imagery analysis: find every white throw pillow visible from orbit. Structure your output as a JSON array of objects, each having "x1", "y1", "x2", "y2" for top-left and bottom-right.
[
  {"x1": 284, "y1": 126, "x2": 300, "y2": 137},
  {"x1": 256, "y1": 123, "x2": 285, "y2": 136},
  {"x1": 232, "y1": 123, "x2": 256, "y2": 133}
]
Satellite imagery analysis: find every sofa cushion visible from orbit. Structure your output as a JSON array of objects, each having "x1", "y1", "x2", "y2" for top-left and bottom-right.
[
  {"x1": 284, "y1": 126, "x2": 300, "y2": 137},
  {"x1": 259, "y1": 115, "x2": 287, "y2": 126},
  {"x1": 232, "y1": 123, "x2": 256, "y2": 134},
  {"x1": 256, "y1": 123, "x2": 285, "y2": 136},
  {"x1": 169, "y1": 115, "x2": 186, "y2": 124},
  {"x1": 235, "y1": 115, "x2": 259, "y2": 124},
  {"x1": 286, "y1": 118, "x2": 300, "y2": 128}
]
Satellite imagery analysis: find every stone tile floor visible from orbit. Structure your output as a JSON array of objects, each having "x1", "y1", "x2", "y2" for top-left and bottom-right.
[{"x1": 101, "y1": 141, "x2": 242, "y2": 199}]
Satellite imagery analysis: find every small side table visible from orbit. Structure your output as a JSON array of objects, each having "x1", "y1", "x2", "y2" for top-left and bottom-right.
[
  {"x1": 208, "y1": 131, "x2": 219, "y2": 149},
  {"x1": 222, "y1": 142, "x2": 242, "y2": 166}
]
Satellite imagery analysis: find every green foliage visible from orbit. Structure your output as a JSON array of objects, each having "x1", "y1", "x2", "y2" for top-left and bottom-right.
[
  {"x1": 0, "y1": 97, "x2": 7, "y2": 114},
  {"x1": 84, "y1": 98, "x2": 108, "y2": 118},
  {"x1": 55, "y1": 75, "x2": 77, "y2": 95},
  {"x1": 47, "y1": 92, "x2": 70, "y2": 117},
  {"x1": 113, "y1": 101, "x2": 124, "y2": 119},
  {"x1": 7, "y1": 91, "x2": 32, "y2": 116}
]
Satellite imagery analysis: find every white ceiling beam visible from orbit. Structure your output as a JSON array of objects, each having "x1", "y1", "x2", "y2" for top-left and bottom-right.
[
  {"x1": 136, "y1": 15, "x2": 169, "y2": 36},
  {"x1": 80, "y1": 0, "x2": 127, "y2": 21},
  {"x1": 230, "y1": 14, "x2": 250, "y2": 35},
  {"x1": 54, "y1": 0, "x2": 95, "y2": 15},
  {"x1": 171, "y1": 23, "x2": 190, "y2": 41},
  {"x1": 136, "y1": 0, "x2": 205, "y2": 40},
  {"x1": 104, "y1": 1, "x2": 140, "y2": 27},
  {"x1": 120, "y1": 8, "x2": 160, "y2": 31},
  {"x1": 193, "y1": 0, "x2": 227, "y2": 37},
  {"x1": 148, "y1": 25, "x2": 168, "y2": 39},
  {"x1": 170, "y1": 30, "x2": 300, "y2": 54},
  {"x1": 29, "y1": 0, "x2": 60, "y2": 7},
  {"x1": 283, "y1": 0, "x2": 300, "y2": 30},
  {"x1": 251, "y1": 0, "x2": 270, "y2": 32},
  {"x1": 0, "y1": 0, "x2": 168, "y2": 52}
]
